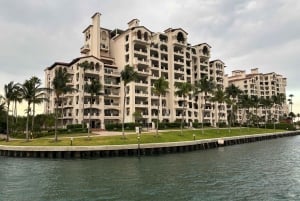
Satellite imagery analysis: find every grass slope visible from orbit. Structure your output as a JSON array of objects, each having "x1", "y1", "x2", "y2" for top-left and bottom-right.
[{"x1": 0, "y1": 128, "x2": 284, "y2": 146}]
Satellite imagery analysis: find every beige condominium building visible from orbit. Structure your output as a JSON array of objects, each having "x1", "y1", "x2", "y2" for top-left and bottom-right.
[
  {"x1": 226, "y1": 68, "x2": 288, "y2": 123},
  {"x1": 44, "y1": 12, "x2": 227, "y2": 129}
]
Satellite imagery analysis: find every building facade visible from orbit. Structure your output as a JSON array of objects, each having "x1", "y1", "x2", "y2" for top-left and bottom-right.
[
  {"x1": 226, "y1": 68, "x2": 288, "y2": 123},
  {"x1": 48, "y1": 12, "x2": 292, "y2": 129},
  {"x1": 45, "y1": 13, "x2": 227, "y2": 129}
]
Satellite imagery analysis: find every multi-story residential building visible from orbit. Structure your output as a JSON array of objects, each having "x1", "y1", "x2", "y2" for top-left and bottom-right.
[
  {"x1": 44, "y1": 12, "x2": 227, "y2": 129},
  {"x1": 226, "y1": 68, "x2": 288, "y2": 123}
]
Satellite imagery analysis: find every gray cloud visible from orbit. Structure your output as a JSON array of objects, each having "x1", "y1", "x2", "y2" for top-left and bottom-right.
[{"x1": 0, "y1": 0, "x2": 299, "y2": 113}]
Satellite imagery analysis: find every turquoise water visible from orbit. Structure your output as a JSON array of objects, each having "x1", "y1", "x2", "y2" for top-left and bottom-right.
[{"x1": 0, "y1": 136, "x2": 300, "y2": 201}]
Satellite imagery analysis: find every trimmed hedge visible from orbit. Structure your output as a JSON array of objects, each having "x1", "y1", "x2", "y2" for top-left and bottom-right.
[
  {"x1": 105, "y1": 123, "x2": 142, "y2": 131},
  {"x1": 66, "y1": 124, "x2": 87, "y2": 129},
  {"x1": 265, "y1": 123, "x2": 296, "y2": 130}
]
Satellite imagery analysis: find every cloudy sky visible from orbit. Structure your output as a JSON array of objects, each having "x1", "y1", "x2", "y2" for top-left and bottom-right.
[{"x1": 0, "y1": 0, "x2": 300, "y2": 115}]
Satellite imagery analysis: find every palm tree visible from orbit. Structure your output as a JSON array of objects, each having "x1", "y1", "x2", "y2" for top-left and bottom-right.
[
  {"x1": 288, "y1": 94, "x2": 294, "y2": 113},
  {"x1": 4, "y1": 81, "x2": 19, "y2": 141},
  {"x1": 210, "y1": 87, "x2": 228, "y2": 132},
  {"x1": 29, "y1": 77, "x2": 48, "y2": 133},
  {"x1": 194, "y1": 76, "x2": 215, "y2": 134},
  {"x1": 120, "y1": 65, "x2": 137, "y2": 139},
  {"x1": 238, "y1": 94, "x2": 252, "y2": 129},
  {"x1": 11, "y1": 85, "x2": 22, "y2": 126},
  {"x1": 174, "y1": 82, "x2": 193, "y2": 135},
  {"x1": 20, "y1": 79, "x2": 35, "y2": 141},
  {"x1": 259, "y1": 97, "x2": 273, "y2": 129},
  {"x1": 225, "y1": 84, "x2": 243, "y2": 127},
  {"x1": 84, "y1": 77, "x2": 102, "y2": 138},
  {"x1": 78, "y1": 61, "x2": 94, "y2": 128},
  {"x1": 52, "y1": 67, "x2": 76, "y2": 141},
  {"x1": 152, "y1": 76, "x2": 169, "y2": 136},
  {"x1": 250, "y1": 95, "x2": 260, "y2": 127},
  {"x1": 272, "y1": 93, "x2": 286, "y2": 128}
]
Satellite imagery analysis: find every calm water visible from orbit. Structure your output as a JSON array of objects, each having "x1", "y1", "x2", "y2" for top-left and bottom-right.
[{"x1": 0, "y1": 136, "x2": 300, "y2": 201}]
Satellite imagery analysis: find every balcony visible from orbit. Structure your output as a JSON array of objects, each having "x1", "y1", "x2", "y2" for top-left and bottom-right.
[
  {"x1": 132, "y1": 35, "x2": 150, "y2": 44},
  {"x1": 104, "y1": 69, "x2": 120, "y2": 77},
  {"x1": 137, "y1": 68, "x2": 150, "y2": 76},
  {"x1": 104, "y1": 80, "x2": 120, "y2": 87},
  {"x1": 134, "y1": 58, "x2": 149, "y2": 66},
  {"x1": 135, "y1": 80, "x2": 148, "y2": 86},
  {"x1": 135, "y1": 102, "x2": 148, "y2": 107},
  {"x1": 80, "y1": 44, "x2": 90, "y2": 54},
  {"x1": 135, "y1": 90, "x2": 148, "y2": 97},
  {"x1": 134, "y1": 48, "x2": 148, "y2": 56}
]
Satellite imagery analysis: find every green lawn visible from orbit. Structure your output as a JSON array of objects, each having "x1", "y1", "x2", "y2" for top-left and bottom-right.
[{"x1": 0, "y1": 128, "x2": 285, "y2": 146}]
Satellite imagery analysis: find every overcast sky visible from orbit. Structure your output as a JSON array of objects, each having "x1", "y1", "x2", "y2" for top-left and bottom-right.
[{"x1": 0, "y1": 0, "x2": 300, "y2": 115}]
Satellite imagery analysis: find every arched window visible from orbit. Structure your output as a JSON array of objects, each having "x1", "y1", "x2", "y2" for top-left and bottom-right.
[
  {"x1": 177, "y1": 32, "x2": 185, "y2": 43},
  {"x1": 202, "y1": 46, "x2": 209, "y2": 56},
  {"x1": 144, "y1": 32, "x2": 148, "y2": 41},
  {"x1": 102, "y1": 31, "x2": 107, "y2": 40},
  {"x1": 137, "y1": 30, "x2": 142, "y2": 39}
]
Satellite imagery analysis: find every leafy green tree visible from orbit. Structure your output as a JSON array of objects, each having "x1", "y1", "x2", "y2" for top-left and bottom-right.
[
  {"x1": 52, "y1": 67, "x2": 76, "y2": 141},
  {"x1": 194, "y1": 76, "x2": 215, "y2": 133},
  {"x1": 152, "y1": 76, "x2": 169, "y2": 136},
  {"x1": 84, "y1": 77, "x2": 102, "y2": 138},
  {"x1": 175, "y1": 82, "x2": 192, "y2": 135},
  {"x1": 120, "y1": 65, "x2": 137, "y2": 138}
]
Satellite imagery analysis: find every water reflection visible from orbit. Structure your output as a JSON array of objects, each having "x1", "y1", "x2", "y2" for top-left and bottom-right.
[{"x1": 0, "y1": 136, "x2": 300, "y2": 201}]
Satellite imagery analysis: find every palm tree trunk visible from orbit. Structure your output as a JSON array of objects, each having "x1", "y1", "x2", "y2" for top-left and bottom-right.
[
  {"x1": 82, "y1": 95, "x2": 85, "y2": 128},
  {"x1": 6, "y1": 103, "x2": 10, "y2": 142},
  {"x1": 201, "y1": 94, "x2": 206, "y2": 135},
  {"x1": 180, "y1": 97, "x2": 185, "y2": 136},
  {"x1": 122, "y1": 87, "x2": 126, "y2": 139},
  {"x1": 26, "y1": 103, "x2": 30, "y2": 141},
  {"x1": 54, "y1": 98, "x2": 59, "y2": 142},
  {"x1": 156, "y1": 95, "x2": 160, "y2": 136},
  {"x1": 88, "y1": 96, "x2": 92, "y2": 139},
  {"x1": 31, "y1": 102, "x2": 35, "y2": 134}
]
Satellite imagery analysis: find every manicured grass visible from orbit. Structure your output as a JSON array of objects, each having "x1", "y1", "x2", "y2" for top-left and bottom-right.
[{"x1": 0, "y1": 128, "x2": 285, "y2": 146}]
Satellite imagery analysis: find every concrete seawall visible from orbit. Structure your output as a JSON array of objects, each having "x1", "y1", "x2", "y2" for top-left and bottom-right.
[{"x1": 0, "y1": 131, "x2": 299, "y2": 158}]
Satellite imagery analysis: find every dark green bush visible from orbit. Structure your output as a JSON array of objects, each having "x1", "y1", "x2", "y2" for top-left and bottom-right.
[
  {"x1": 67, "y1": 124, "x2": 86, "y2": 129},
  {"x1": 105, "y1": 123, "x2": 141, "y2": 131}
]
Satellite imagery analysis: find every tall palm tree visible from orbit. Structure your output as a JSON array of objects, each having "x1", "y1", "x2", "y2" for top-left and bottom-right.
[
  {"x1": 259, "y1": 97, "x2": 273, "y2": 129},
  {"x1": 272, "y1": 93, "x2": 286, "y2": 127},
  {"x1": 52, "y1": 67, "x2": 76, "y2": 141},
  {"x1": 84, "y1": 77, "x2": 102, "y2": 138},
  {"x1": 20, "y1": 79, "x2": 35, "y2": 141},
  {"x1": 210, "y1": 87, "x2": 228, "y2": 132},
  {"x1": 29, "y1": 76, "x2": 48, "y2": 133},
  {"x1": 225, "y1": 84, "x2": 243, "y2": 127},
  {"x1": 152, "y1": 76, "x2": 169, "y2": 136},
  {"x1": 288, "y1": 94, "x2": 294, "y2": 113},
  {"x1": 11, "y1": 85, "x2": 22, "y2": 124},
  {"x1": 238, "y1": 94, "x2": 252, "y2": 129},
  {"x1": 250, "y1": 95, "x2": 260, "y2": 127},
  {"x1": 78, "y1": 61, "x2": 94, "y2": 128},
  {"x1": 194, "y1": 76, "x2": 215, "y2": 134},
  {"x1": 120, "y1": 65, "x2": 137, "y2": 139},
  {"x1": 4, "y1": 81, "x2": 18, "y2": 141},
  {"x1": 175, "y1": 82, "x2": 192, "y2": 135}
]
